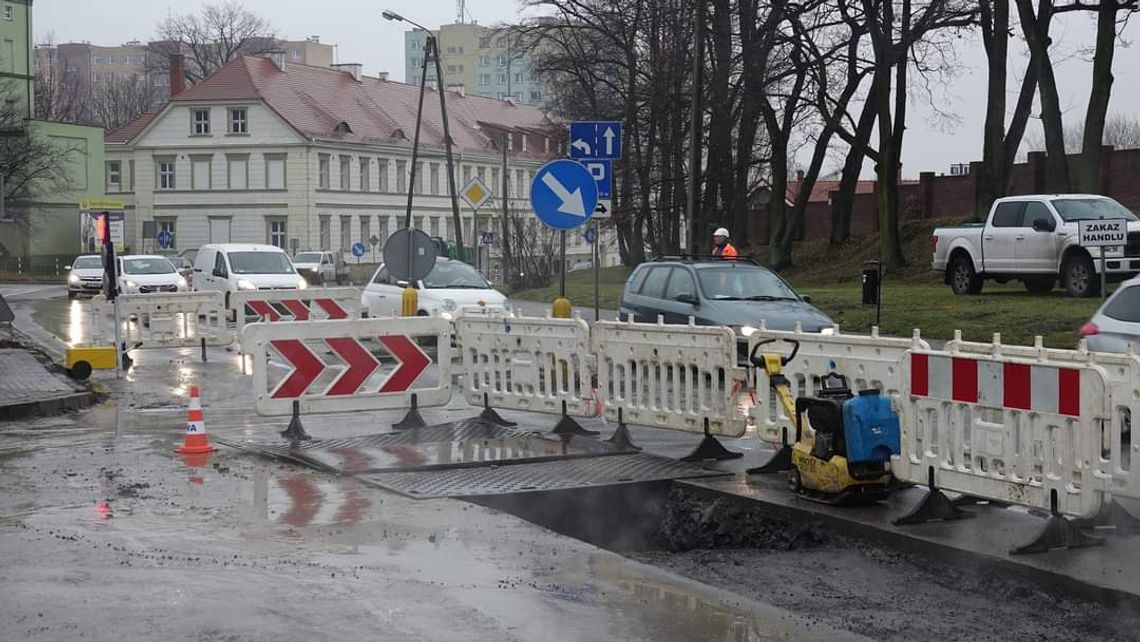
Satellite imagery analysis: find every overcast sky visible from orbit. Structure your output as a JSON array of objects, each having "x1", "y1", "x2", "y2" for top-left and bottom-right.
[{"x1": 34, "y1": 0, "x2": 1140, "y2": 177}]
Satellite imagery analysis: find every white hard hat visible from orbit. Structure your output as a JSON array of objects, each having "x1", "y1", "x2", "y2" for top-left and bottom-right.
[{"x1": 713, "y1": 227, "x2": 730, "y2": 238}]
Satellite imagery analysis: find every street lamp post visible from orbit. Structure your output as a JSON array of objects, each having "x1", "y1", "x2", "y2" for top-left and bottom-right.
[{"x1": 383, "y1": 10, "x2": 466, "y2": 261}]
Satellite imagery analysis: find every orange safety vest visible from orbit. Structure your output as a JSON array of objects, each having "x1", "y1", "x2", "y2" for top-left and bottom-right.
[{"x1": 711, "y1": 242, "x2": 738, "y2": 259}]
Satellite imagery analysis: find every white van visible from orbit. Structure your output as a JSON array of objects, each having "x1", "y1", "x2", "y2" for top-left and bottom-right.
[{"x1": 192, "y1": 244, "x2": 307, "y2": 293}]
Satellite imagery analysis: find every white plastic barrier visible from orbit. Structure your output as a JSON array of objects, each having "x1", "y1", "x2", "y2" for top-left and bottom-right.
[
  {"x1": 95, "y1": 291, "x2": 232, "y2": 348},
  {"x1": 944, "y1": 332, "x2": 1140, "y2": 502},
  {"x1": 895, "y1": 348, "x2": 1109, "y2": 519},
  {"x1": 747, "y1": 325, "x2": 929, "y2": 445},
  {"x1": 240, "y1": 316, "x2": 452, "y2": 416},
  {"x1": 229, "y1": 287, "x2": 363, "y2": 342},
  {"x1": 592, "y1": 318, "x2": 749, "y2": 437},
  {"x1": 456, "y1": 314, "x2": 596, "y2": 417}
]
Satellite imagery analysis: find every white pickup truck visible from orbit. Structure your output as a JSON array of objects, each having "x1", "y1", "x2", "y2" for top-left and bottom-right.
[{"x1": 932, "y1": 194, "x2": 1140, "y2": 297}]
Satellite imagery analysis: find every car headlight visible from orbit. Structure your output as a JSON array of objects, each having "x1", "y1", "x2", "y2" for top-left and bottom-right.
[
  {"x1": 819, "y1": 326, "x2": 836, "y2": 336},
  {"x1": 296, "y1": 278, "x2": 308, "y2": 290},
  {"x1": 176, "y1": 276, "x2": 187, "y2": 289},
  {"x1": 440, "y1": 311, "x2": 454, "y2": 321},
  {"x1": 738, "y1": 325, "x2": 758, "y2": 337},
  {"x1": 68, "y1": 274, "x2": 80, "y2": 284},
  {"x1": 236, "y1": 279, "x2": 256, "y2": 291},
  {"x1": 441, "y1": 298, "x2": 457, "y2": 312}
]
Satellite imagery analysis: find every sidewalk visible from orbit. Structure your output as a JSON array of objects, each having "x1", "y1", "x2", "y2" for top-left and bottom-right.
[{"x1": 0, "y1": 339, "x2": 95, "y2": 420}]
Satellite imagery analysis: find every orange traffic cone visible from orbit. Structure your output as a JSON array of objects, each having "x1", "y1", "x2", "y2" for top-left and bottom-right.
[{"x1": 176, "y1": 386, "x2": 216, "y2": 454}]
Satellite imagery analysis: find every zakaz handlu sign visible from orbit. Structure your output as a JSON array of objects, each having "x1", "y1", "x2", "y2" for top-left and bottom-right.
[{"x1": 1078, "y1": 219, "x2": 1127, "y2": 247}]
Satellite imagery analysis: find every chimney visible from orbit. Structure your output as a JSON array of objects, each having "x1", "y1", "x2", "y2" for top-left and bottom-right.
[
  {"x1": 447, "y1": 84, "x2": 465, "y2": 97},
  {"x1": 169, "y1": 53, "x2": 185, "y2": 98},
  {"x1": 265, "y1": 49, "x2": 286, "y2": 71},
  {"x1": 377, "y1": 71, "x2": 389, "y2": 82},
  {"x1": 331, "y1": 63, "x2": 362, "y2": 82}
]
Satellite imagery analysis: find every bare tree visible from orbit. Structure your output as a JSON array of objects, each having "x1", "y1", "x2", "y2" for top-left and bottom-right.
[
  {"x1": 150, "y1": 1, "x2": 276, "y2": 85},
  {"x1": 1024, "y1": 113, "x2": 1140, "y2": 155},
  {"x1": 90, "y1": 75, "x2": 162, "y2": 131},
  {"x1": 34, "y1": 38, "x2": 94, "y2": 125}
]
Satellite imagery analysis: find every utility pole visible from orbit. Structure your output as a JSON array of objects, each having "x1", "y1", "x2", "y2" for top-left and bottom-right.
[{"x1": 500, "y1": 132, "x2": 511, "y2": 283}]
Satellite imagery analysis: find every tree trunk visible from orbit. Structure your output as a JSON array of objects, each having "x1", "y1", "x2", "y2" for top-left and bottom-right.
[
  {"x1": 1076, "y1": 1, "x2": 1117, "y2": 192},
  {"x1": 874, "y1": 64, "x2": 906, "y2": 269},
  {"x1": 1015, "y1": 0, "x2": 1068, "y2": 191},
  {"x1": 830, "y1": 81, "x2": 879, "y2": 247},
  {"x1": 976, "y1": 0, "x2": 1009, "y2": 220}
]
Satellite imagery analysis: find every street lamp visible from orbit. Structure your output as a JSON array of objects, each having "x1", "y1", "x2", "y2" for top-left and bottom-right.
[{"x1": 383, "y1": 9, "x2": 466, "y2": 261}]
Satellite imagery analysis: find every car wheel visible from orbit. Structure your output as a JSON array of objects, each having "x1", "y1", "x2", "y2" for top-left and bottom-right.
[
  {"x1": 789, "y1": 468, "x2": 803, "y2": 494},
  {"x1": 948, "y1": 256, "x2": 983, "y2": 295},
  {"x1": 67, "y1": 290, "x2": 77, "y2": 300},
  {"x1": 1062, "y1": 253, "x2": 1100, "y2": 298},
  {"x1": 1023, "y1": 276, "x2": 1054, "y2": 294}
]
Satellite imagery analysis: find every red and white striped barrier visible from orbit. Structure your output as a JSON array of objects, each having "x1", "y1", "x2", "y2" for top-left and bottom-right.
[
  {"x1": 230, "y1": 287, "x2": 362, "y2": 347},
  {"x1": 909, "y1": 353, "x2": 1082, "y2": 417}
]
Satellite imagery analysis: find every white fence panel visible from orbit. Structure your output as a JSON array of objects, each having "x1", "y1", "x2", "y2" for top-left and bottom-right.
[
  {"x1": 229, "y1": 287, "x2": 363, "y2": 341},
  {"x1": 895, "y1": 349, "x2": 1108, "y2": 519},
  {"x1": 593, "y1": 319, "x2": 748, "y2": 437},
  {"x1": 457, "y1": 314, "x2": 596, "y2": 416},
  {"x1": 95, "y1": 291, "x2": 232, "y2": 348},
  {"x1": 240, "y1": 316, "x2": 452, "y2": 416},
  {"x1": 747, "y1": 326, "x2": 928, "y2": 445}
]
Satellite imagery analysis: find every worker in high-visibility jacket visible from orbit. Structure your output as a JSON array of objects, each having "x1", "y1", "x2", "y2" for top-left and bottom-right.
[{"x1": 710, "y1": 227, "x2": 738, "y2": 259}]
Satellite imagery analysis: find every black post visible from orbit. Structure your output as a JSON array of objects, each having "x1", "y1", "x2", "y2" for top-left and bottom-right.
[
  {"x1": 280, "y1": 400, "x2": 311, "y2": 442},
  {"x1": 432, "y1": 36, "x2": 465, "y2": 261},
  {"x1": 200, "y1": 336, "x2": 207, "y2": 363},
  {"x1": 404, "y1": 39, "x2": 431, "y2": 233},
  {"x1": 559, "y1": 230, "x2": 567, "y2": 297},
  {"x1": 593, "y1": 221, "x2": 599, "y2": 321}
]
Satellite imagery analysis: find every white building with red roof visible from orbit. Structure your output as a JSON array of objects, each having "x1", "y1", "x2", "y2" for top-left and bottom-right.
[{"x1": 104, "y1": 53, "x2": 614, "y2": 272}]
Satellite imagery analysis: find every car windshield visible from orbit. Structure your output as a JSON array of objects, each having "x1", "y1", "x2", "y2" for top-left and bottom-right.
[
  {"x1": 72, "y1": 256, "x2": 101, "y2": 269},
  {"x1": 697, "y1": 267, "x2": 800, "y2": 300},
  {"x1": 422, "y1": 262, "x2": 490, "y2": 289},
  {"x1": 294, "y1": 253, "x2": 322, "y2": 263},
  {"x1": 122, "y1": 258, "x2": 175, "y2": 275},
  {"x1": 228, "y1": 252, "x2": 295, "y2": 275},
  {"x1": 1052, "y1": 198, "x2": 1139, "y2": 222}
]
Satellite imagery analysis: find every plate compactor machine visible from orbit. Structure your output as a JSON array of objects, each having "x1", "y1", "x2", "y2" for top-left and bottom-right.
[{"x1": 749, "y1": 338, "x2": 901, "y2": 504}]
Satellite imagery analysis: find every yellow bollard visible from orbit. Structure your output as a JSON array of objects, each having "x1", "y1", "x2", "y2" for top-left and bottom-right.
[
  {"x1": 551, "y1": 297, "x2": 572, "y2": 319},
  {"x1": 401, "y1": 286, "x2": 418, "y2": 317}
]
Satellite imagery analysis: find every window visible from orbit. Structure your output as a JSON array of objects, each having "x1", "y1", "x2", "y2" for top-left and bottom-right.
[
  {"x1": 155, "y1": 218, "x2": 176, "y2": 249},
  {"x1": 267, "y1": 218, "x2": 287, "y2": 248},
  {"x1": 430, "y1": 163, "x2": 439, "y2": 195},
  {"x1": 265, "y1": 154, "x2": 286, "y2": 189},
  {"x1": 410, "y1": 57, "x2": 421, "y2": 67},
  {"x1": 339, "y1": 155, "x2": 351, "y2": 190},
  {"x1": 479, "y1": 55, "x2": 490, "y2": 66},
  {"x1": 496, "y1": 92, "x2": 505, "y2": 100},
  {"x1": 157, "y1": 158, "x2": 175, "y2": 190},
  {"x1": 1103, "y1": 285, "x2": 1140, "y2": 323},
  {"x1": 447, "y1": 65, "x2": 458, "y2": 74},
  {"x1": 497, "y1": 54, "x2": 507, "y2": 65},
  {"x1": 292, "y1": 49, "x2": 302, "y2": 60},
  {"x1": 92, "y1": 56, "x2": 102, "y2": 65},
  {"x1": 319, "y1": 216, "x2": 331, "y2": 250},
  {"x1": 378, "y1": 216, "x2": 389, "y2": 244},
  {"x1": 359, "y1": 157, "x2": 370, "y2": 191},
  {"x1": 665, "y1": 268, "x2": 697, "y2": 300},
  {"x1": 228, "y1": 107, "x2": 247, "y2": 134},
  {"x1": 639, "y1": 267, "x2": 670, "y2": 299},
  {"x1": 496, "y1": 73, "x2": 507, "y2": 84},
  {"x1": 122, "y1": 55, "x2": 130, "y2": 65},
  {"x1": 478, "y1": 74, "x2": 490, "y2": 85},
  {"x1": 697, "y1": 267, "x2": 798, "y2": 300},
  {"x1": 479, "y1": 36, "x2": 491, "y2": 48},
  {"x1": 378, "y1": 160, "x2": 389, "y2": 191},
  {"x1": 396, "y1": 160, "x2": 406, "y2": 193},
  {"x1": 107, "y1": 54, "x2": 114, "y2": 64},
  {"x1": 516, "y1": 170, "x2": 525, "y2": 198},
  {"x1": 514, "y1": 72, "x2": 523, "y2": 84},
  {"x1": 213, "y1": 251, "x2": 228, "y2": 277},
  {"x1": 2, "y1": 5, "x2": 12, "y2": 21},
  {"x1": 463, "y1": 166, "x2": 472, "y2": 183},
  {"x1": 318, "y1": 154, "x2": 330, "y2": 189},
  {"x1": 521, "y1": 134, "x2": 529, "y2": 151},
  {"x1": 991, "y1": 202, "x2": 1027, "y2": 228},
  {"x1": 446, "y1": 46, "x2": 457, "y2": 54},
  {"x1": 360, "y1": 216, "x2": 371, "y2": 248},
  {"x1": 192, "y1": 155, "x2": 211, "y2": 189},
  {"x1": 414, "y1": 162, "x2": 424, "y2": 194},
  {"x1": 129, "y1": 160, "x2": 135, "y2": 191},
  {"x1": 106, "y1": 162, "x2": 121, "y2": 192},
  {"x1": 478, "y1": 166, "x2": 487, "y2": 183},
  {"x1": 340, "y1": 216, "x2": 352, "y2": 251},
  {"x1": 91, "y1": 72, "x2": 99, "y2": 82},
  {"x1": 430, "y1": 217, "x2": 440, "y2": 237},
  {"x1": 529, "y1": 91, "x2": 542, "y2": 103},
  {"x1": 191, "y1": 108, "x2": 210, "y2": 135},
  {"x1": 372, "y1": 266, "x2": 392, "y2": 285},
  {"x1": 227, "y1": 155, "x2": 248, "y2": 190},
  {"x1": 1022, "y1": 202, "x2": 1052, "y2": 227}
]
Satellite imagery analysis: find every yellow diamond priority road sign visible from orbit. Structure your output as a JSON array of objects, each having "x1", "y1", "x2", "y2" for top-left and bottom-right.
[{"x1": 460, "y1": 177, "x2": 493, "y2": 210}]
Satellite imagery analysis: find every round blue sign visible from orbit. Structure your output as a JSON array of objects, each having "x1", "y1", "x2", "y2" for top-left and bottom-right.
[
  {"x1": 156, "y1": 228, "x2": 173, "y2": 249},
  {"x1": 351, "y1": 241, "x2": 366, "y2": 257},
  {"x1": 529, "y1": 159, "x2": 599, "y2": 231},
  {"x1": 584, "y1": 227, "x2": 598, "y2": 244}
]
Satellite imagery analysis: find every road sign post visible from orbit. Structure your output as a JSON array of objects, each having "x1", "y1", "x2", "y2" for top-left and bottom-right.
[
  {"x1": 593, "y1": 221, "x2": 600, "y2": 322},
  {"x1": 1078, "y1": 218, "x2": 1127, "y2": 301},
  {"x1": 531, "y1": 159, "x2": 599, "y2": 318}
]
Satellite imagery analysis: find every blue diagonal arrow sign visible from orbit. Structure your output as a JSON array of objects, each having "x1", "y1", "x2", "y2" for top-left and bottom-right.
[{"x1": 530, "y1": 159, "x2": 599, "y2": 230}]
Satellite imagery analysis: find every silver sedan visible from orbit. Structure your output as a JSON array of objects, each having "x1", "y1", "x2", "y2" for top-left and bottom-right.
[{"x1": 1080, "y1": 276, "x2": 1140, "y2": 353}]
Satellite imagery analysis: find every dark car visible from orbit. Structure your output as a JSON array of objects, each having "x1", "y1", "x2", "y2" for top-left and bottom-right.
[{"x1": 618, "y1": 257, "x2": 834, "y2": 343}]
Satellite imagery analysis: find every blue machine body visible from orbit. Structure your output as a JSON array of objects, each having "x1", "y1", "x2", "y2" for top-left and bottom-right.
[{"x1": 842, "y1": 391, "x2": 901, "y2": 463}]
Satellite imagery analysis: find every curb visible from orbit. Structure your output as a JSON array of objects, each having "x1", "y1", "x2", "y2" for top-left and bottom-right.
[{"x1": 0, "y1": 390, "x2": 97, "y2": 421}]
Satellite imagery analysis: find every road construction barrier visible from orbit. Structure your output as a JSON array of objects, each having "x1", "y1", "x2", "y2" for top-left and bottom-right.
[
  {"x1": 894, "y1": 348, "x2": 1109, "y2": 519},
  {"x1": 592, "y1": 317, "x2": 749, "y2": 437},
  {"x1": 943, "y1": 332, "x2": 1140, "y2": 502},
  {"x1": 240, "y1": 316, "x2": 452, "y2": 416},
  {"x1": 229, "y1": 287, "x2": 362, "y2": 345},
  {"x1": 747, "y1": 324, "x2": 928, "y2": 445},
  {"x1": 95, "y1": 291, "x2": 232, "y2": 349},
  {"x1": 456, "y1": 314, "x2": 596, "y2": 417}
]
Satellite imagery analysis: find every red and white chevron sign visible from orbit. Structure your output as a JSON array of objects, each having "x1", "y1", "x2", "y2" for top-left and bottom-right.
[
  {"x1": 242, "y1": 316, "x2": 453, "y2": 416},
  {"x1": 247, "y1": 298, "x2": 349, "y2": 322},
  {"x1": 269, "y1": 335, "x2": 431, "y2": 399}
]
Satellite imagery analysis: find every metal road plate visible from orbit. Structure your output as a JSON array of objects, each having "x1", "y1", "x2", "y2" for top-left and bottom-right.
[
  {"x1": 356, "y1": 453, "x2": 727, "y2": 499},
  {"x1": 219, "y1": 417, "x2": 627, "y2": 475}
]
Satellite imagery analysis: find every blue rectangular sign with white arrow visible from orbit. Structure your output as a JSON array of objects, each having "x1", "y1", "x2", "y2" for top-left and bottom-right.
[{"x1": 569, "y1": 121, "x2": 622, "y2": 160}]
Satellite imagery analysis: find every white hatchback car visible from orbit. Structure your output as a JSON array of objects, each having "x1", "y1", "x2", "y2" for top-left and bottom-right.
[
  {"x1": 1080, "y1": 276, "x2": 1140, "y2": 353},
  {"x1": 362, "y1": 258, "x2": 507, "y2": 318},
  {"x1": 116, "y1": 255, "x2": 187, "y2": 294}
]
